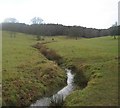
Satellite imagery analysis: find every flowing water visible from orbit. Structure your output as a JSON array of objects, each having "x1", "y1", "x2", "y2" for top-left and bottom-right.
[{"x1": 30, "y1": 69, "x2": 75, "y2": 107}]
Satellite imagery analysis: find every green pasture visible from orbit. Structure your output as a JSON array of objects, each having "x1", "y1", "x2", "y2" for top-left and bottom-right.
[
  {"x1": 2, "y1": 31, "x2": 119, "y2": 106},
  {"x1": 2, "y1": 31, "x2": 66, "y2": 106},
  {"x1": 45, "y1": 36, "x2": 118, "y2": 106}
]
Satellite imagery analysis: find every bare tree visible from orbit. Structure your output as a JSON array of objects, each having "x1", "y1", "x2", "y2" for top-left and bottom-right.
[
  {"x1": 31, "y1": 17, "x2": 43, "y2": 24},
  {"x1": 4, "y1": 18, "x2": 18, "y2": 38},
  {"x1": 111, "y1": 22, "x2": 118, "y2": 39},
  {"x1": 4, "y1": 18, "x2": 18, "y2": 23}
]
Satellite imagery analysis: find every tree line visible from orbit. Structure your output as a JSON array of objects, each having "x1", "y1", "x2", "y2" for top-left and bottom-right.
[{"x1": 1, "y1": 22, "x2": 119, "y2": 39}]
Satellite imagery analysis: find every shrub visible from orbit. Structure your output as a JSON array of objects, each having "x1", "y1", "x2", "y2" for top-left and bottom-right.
[
  {"x1": 74, "y1": 66, "x2": 88, "y2": 89},
  {"x1": 33, "y1": 43, "x2": 63, "y2": 65}
]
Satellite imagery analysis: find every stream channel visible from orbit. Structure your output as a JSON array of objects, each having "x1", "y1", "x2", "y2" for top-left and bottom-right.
[{"x1": 30, "y1": 69, "x2": 75, "y2": 107}]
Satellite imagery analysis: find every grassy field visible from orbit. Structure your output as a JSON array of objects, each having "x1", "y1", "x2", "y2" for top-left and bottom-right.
[
  {"x1": 2, "y1": 31, "x2": 118, "y2": 106},
  {"x1": 45, "y1": 36, "x2": 118, "y2": 106},
  {"x1": 2, "y1": 31, "x2": 66, "y2": 106}
]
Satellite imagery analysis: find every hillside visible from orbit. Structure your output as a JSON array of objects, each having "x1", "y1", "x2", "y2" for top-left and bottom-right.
[
  {"x1": 2, "y1": 31, "x2": 66, "y2": 106},
  {"x1": 2, "y1": 31, "x2": 119, "y2": 106},
  {"x1": 45, "y1": 36, "x2": 118, "y2": 106}
]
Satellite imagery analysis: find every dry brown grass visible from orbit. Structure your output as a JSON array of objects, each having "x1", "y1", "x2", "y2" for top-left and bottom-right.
[{"x1": 33, "y1": 43, "x2": 62, "y2": 65}]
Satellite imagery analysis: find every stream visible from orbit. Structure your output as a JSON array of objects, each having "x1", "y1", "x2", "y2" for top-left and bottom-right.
[{"x1": 30, "y1": 69, "x2": 75, "y2": 107}]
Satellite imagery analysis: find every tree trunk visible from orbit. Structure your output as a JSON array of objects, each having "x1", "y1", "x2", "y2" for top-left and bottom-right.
[{"x1": 114, "y1": 35, "x2": 116, "y2": 39}]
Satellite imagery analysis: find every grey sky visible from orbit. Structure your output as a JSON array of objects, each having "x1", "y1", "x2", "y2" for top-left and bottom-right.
[{"x1": 0, "y1": 0, "x2": 119, "y2": 29}]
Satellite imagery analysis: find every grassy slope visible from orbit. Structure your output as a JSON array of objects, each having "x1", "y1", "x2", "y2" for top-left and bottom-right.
[
  {"x1": 2, "y1": 31, "x2": 66, "y2": 106},
  {"x1": 46, "y1": 36, "x2": 118, "y2": 106}
]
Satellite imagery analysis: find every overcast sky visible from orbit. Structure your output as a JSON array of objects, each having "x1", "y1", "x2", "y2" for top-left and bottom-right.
[{"x1": 0, "y1": 0, "x2": 119, "y2": 29}]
